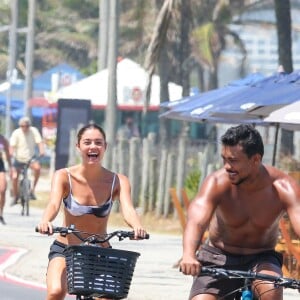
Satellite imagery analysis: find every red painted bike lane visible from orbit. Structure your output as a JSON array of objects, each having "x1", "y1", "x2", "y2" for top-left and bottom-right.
[
  {"x1": 0, "y1": 246, "x2": 45, "y2": 289},
  {"x1": 0, "y1": 246, "x2": 76, "y2": 299}
]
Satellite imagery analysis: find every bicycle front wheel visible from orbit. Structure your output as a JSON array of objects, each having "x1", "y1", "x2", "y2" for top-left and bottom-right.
[{"x1": 20, "y1": 178, "x2": 31, "y2": 216}]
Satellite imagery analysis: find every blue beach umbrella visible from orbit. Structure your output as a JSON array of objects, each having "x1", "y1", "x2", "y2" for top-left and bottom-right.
[
  {"x1": 160, "y1": 70, "x2": 300, "y2": 166},
  {"x1": 161, "y1": 70, "x2": 300, "y2": 124},
  {"x1": 209, "y1": 70, "x2": 300, "y2": 119},
  {"x1": 160, "y1": 72, "x2": 265, "y2": 120}
]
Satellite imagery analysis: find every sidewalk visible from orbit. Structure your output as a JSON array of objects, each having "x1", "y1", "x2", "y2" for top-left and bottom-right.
[{"x1": 1, "y1": 175, "x2": 299, "y2": 299}]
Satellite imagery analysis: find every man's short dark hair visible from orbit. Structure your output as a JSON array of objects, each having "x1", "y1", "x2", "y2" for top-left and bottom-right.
[{"x1": 221, "y1": 124, "x2": 264, "y2": 158}]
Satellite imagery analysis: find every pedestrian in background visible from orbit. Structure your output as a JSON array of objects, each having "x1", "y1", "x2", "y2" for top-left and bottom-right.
[
  {"x1": 10, "y1": 116, "x2": 45, "y2": 204},
  {"x1": 0, "y1": 133, "x2": 12, "y2": 224},
  {"x1": 117, "y1": 115, "x2": 140, "y2": 139}
]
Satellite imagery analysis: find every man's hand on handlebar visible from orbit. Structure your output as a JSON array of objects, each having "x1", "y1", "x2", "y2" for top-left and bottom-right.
[{"x1": 179, "y1": 255, "x2": 201, "y2": 276}]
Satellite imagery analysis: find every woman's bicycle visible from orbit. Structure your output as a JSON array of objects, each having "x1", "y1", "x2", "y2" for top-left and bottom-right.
[
  {"x1": 35, "y1": 225, "x2": 150, "y2": 300},
  {"x1": 19, "y1": 156, "x2": 36, "y2": 216},
  {"x1": 199, "y1": 266, "x2": 300, "y2": 299}
]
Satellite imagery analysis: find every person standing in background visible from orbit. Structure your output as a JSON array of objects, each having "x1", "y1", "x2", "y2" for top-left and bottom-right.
[
  {"x1": 10, "y1": 116, "x2": 45, "y2": 204},
  {"x1": 0, "y1": 133, "x2": 12, "y2": 224},
  {"x1": 117, "y1": 115, "x2": 140, "y2": 140}
]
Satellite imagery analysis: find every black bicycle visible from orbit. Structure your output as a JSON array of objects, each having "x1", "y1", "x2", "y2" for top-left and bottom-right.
[
  {"x1": 35, "y1": 225, "x2": 150, "y2": 300},
  {"x1": 18, "y1": 156, "x2": 36, "y2": 216},
  {"x1": 199, "y1": 266, "x2": 300, "y2": 299}
]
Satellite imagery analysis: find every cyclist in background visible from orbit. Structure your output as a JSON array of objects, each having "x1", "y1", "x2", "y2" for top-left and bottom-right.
[
  {"x1": 9, "y1": 116, "x2": 45, "y2": 204},
  {"x1": 0, "y1": 133, "x2": 12, "y2": 224},
  {"x1": 180, "y1": 124, "x2": 300, "y2": 300},
  {"x1": 36, "y1": 123, "x2": 147, "y2": 300}
]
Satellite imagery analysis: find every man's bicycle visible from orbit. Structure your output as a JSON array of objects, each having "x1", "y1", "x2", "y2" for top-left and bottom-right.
[
  {"x1": 35, "y1": 225, "x2": 150, "y2": 300},
  {"x1": 199, "y1": 266, "x2": 300, "y2": 299},
  {"x1": 18, "y1": 156, "x2": 36, "y2": 216}
]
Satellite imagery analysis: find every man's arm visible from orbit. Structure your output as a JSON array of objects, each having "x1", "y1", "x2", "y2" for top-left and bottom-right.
[
  {"x1": 37, "y1": 141, "x2": 45, "y2": 157},
  {"x1": 9, "y1": 130, "x2": 16, "y2": 157},
  {"x1": 32, "y1": 127, "x2": 45, "y2": 157},
  {"x1": 275, "y1": 176, "x2": 300, "y2": 238},
  {"x1": 180, "y1": 174, "x2": 220, "y2": 276}
]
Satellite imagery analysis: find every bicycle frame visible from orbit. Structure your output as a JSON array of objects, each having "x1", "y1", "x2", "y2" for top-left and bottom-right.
[
  {"x1": 200, "y1": 266, "x2": 300, "y2": 300},
  {"x1": 19, "y1": 161, "x2": 31, "y2": 216},
  {"x1": 18, "y1": 156, "x2": 36, "y2": 216}
]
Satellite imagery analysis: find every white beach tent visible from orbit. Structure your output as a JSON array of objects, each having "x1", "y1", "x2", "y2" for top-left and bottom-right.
[
  {"x1": 55, "y1": 58, "x2": 182, "y2": 109},
  {"x1": 264, "y1": 100, "x2": 300, "y2": 130},
  {"x1": 262, "y1": 100, "x2": 300, "y2": 164}
]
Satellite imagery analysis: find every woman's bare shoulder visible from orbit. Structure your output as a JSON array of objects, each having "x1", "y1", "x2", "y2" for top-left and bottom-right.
[
  {"x1": 115, "y1": 173, "x2": 130, "y2": 185},
  {"x1": 52, "y1": 168, "x2": 69, "y2": 181}
]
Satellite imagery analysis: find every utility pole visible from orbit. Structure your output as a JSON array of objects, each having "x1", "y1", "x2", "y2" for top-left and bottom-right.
[
  {"x1": 8, "y1": 0, "x2": 18, "y2": 73},
  {"x1": 23, "y1": 0, "x2": 36, "y2": 118},
  {"x1": 5, "y1": 0, "x2": 18, "y2": 138},
  {"x1": 103, "y1": 0, "x2": 119, "y2": 169},
  {"x1": 98, "y1": 0, "x2": 109, "y2": 71}
]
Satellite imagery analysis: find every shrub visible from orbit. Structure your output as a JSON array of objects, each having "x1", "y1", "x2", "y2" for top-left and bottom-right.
[{"x1": 184, "y1": 169, "x2": 201, "y2": 200}]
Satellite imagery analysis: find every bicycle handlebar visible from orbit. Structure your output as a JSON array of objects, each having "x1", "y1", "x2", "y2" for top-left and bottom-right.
[
  {"x1": 201, "y1": 266, "x2": 300, "y2": 289},
  {"x1": 35, "y1": 225, "x2": 150, "y2": 244},
  {"x1": 27, "y1": 155, "x2": 40, "y2": 164},
  {"x1": 18, "y1": 155, "x2": 39, "y2": 170}
]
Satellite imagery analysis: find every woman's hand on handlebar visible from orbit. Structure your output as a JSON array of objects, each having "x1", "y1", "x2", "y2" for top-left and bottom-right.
[
  {"x1": 36, "y1": 221, "x2": 54, "y2": 235},
  {"x1": 132, "y1": 226, "x2": 148, "y2": 240}
]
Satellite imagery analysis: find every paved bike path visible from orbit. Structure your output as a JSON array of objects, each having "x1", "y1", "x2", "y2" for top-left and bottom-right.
[{"x1": 1, "y1": 201, "x2": 192, "y2": 299}]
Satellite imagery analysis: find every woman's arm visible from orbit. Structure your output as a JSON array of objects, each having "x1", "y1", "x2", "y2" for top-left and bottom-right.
[
  {"x1": 37, "y1": 169, "x2": 67, "y2": 234},
  {"x1": 117, "y1": 173, "x2": 147, "y2": 238}
]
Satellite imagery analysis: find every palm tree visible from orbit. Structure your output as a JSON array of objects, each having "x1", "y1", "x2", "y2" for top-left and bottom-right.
[{"x1": 274, "y1": 0, "x2": 294, "y2": 156}]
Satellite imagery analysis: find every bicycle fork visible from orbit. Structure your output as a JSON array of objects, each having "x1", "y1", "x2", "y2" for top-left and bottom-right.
[{"x1": 241, "y1": 278, "x2": 253, "y2": 300}]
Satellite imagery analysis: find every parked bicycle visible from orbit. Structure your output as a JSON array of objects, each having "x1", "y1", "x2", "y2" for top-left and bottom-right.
[
  {"x1": 35, "y1": 225, "x2": 150, "y2": 300},
  {"x1": 199, "y1": 266, "x2": 300, "y2": 299},
  {"x1": 18, "y1": 156, "x2": 37, "y2": 216}
]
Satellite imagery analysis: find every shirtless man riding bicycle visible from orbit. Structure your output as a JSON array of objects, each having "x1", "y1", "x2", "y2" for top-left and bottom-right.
[{"x1": 180, "y1": 124, "x2": 300, "y2": 300}]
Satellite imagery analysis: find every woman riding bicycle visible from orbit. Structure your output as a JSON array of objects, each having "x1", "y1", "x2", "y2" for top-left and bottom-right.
[{"x1": 36, "y1": 123, "x2": 147, "y2": 300}]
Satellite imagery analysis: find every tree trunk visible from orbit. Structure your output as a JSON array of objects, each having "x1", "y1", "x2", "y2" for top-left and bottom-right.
[
  {"x1": 176, "y1": 0, "x2": 191, "y2": 200},
  {"x1": 98, "y1": 0, "x2": 109, "y2": 70},
  {"x1": 104, "y1": 0, "x2": 119, "y2": 169},
  {"x1": 24, "y1": 0, "x2": 36, "y2": 118},
  {"x1": 274, "y1": 0, "x2": 294, "y2": 156}
]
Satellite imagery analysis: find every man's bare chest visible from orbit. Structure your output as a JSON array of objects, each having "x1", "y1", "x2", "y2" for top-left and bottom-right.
[{"x1": 218, "y1": 187, "x2": 284, "y2": 228}]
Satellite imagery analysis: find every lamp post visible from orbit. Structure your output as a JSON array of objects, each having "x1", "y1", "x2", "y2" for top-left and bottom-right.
[{"x1": 23, "y1": 0, "x2": 36, "y2": 118}]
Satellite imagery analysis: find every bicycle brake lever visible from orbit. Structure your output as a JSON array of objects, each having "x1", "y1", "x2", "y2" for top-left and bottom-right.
[
  {"x1": 117, "y1": 231, "x2": 126, "y2": 241},
  {"x1": 60, "y1": 229, "x2": 68, "y2": 237}
]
